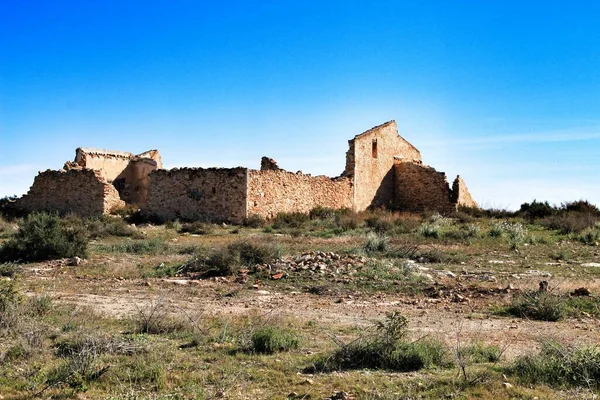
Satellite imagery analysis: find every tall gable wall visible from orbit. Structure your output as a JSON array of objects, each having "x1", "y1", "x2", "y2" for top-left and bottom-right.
[
  {"x1": 345, "y1": 121, "x2": 422, "y2": 211},
  {"x1": 247, "y1": 170, "x2": 353, "y2": 219},
  {"x1": 15, "y1": 169, "x2": 125, "y2": 216},
  {"x1": 144, "y1": 167, "x2": 248, "y2": 223},
  {"x1": 74, "y1": 148, "x2": 133, "y2": 181}
]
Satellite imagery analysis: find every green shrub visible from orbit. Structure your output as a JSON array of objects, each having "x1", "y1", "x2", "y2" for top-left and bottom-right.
[
  {"x1": 309, "y1": 206, "x2": 337, "y2": 220},
  {"x1": 519, "y1": 200, "x2": 555, "y2": 220},
  {"x1": 101, "y1": 238, "x2": 169, "y2": 255},
  {"x1": 511, "y1": 340, "x2": 600, "y2": 389},
  {"x1": 504, "y1": 291, "x2": 566, "y2": 321},
  {"x1": 309, "y1": 312, "x2": 451, "y2": 372},
  {"x1": 244, "y1": 214, "x2": 266, "y2": 228},
  {"x1": 419, "y1": 223, "x2": 440, "y2": 238},
  {"x1": 0, "y1": 212, "x2": 88, "y2": 262},
  {"x1": 178, "y1": 240, "x2": 278, "y2": 277},
  {"x1": 251, "y1": 326, "x2": 300, "y2": 354},
  {"x1": 272, "y1": 212, "x2": 310, "y2": 229},
  {"x1": 0, "y1": 279, "x2": 20, "y2": 313},
  {"x1": 458, "y1": 342, "x2": 502, "y2": 363},
  {"x1": 578, "y1": 226, "x2": 600, "y2": 245},
  {"x1": 540, "y1": 212, "x2": 599, "y2": 234},
  {"x1": 227, "y1": 241, "x2": 278, "y2": 265},
  {"x1": 0, "y1": 263, "x2": 19, "y2": 278},
  {"x1": 179, "y1": 221, "x2": 215, "y2": 235},
  {"x1": 82, "y1": 215, "x2": 140, "y2": 238},
  {"x1": 363, "y1": 232, "x2": 389, "y2": 254}
]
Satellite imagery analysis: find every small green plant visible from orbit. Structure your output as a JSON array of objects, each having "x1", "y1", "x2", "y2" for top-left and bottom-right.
[
  {"x1": 363, "y1": 232, "x2": 389, "y2": 254},
  {"x1": 0, "y1": 262, "x2": 19, "y2": 278},
  {"x1": 101, "y1": 238, "x2": 169, "y2": 255},
  {"x1": 0, "y1": 212, "x2": 88, "y2": 262},
  {"x1": 309, "y1": 312, "x2": 452, "y2": 372},
  {"x1": 502, "y1": 291, "x2": 566, "y2": 321},
  {"x1": 272, "y1": 212, "x2": 310, "y2": 229},
  {"x1": 419, "y1": 223, "x2": 440, "y2": 238},
  {"x1": 179, "y1": 221, "x2": 215, "y2": 235},
  {"x1": 244, "y1": 214, "x2": 266, "y2": 228},
  {"x1": 250, "y1": 326, "x2": 300, "y2": 354},
  {"x1": 510, "y1": 340, "x2": 600, "y2": 389}
]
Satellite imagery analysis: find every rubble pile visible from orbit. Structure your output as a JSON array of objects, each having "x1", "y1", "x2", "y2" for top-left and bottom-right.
[{"x1": 253, "y1": 251, "x2": 369, "y2": 280}]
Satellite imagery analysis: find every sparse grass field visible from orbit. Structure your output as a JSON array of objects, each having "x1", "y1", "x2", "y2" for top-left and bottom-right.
[{"x1": 1, "y1": 202, "x2": 600, "y2": 399}]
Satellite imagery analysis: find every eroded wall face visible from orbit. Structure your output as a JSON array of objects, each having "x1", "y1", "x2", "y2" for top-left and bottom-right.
[
  {"x1": 393, "y1": 162, "x2": 455, "y2": 213},
  {"x1": 144, "y1": 168, "x2": 248, "y2": 223},
  {"x1": 75, "y1": 149, "x2": 133, "y2": 182},
  {"x1": 247, "y1": 170, "x2": 354, "y2": 219},
  {"x1": 15, "y1": 170, "x2": 125, "y2": 216},
  {"x1": 113, "y1": 159, "x2": 159, "y2": 206},
  {"x1": 451, "y1": 176, "x2": 478, "y2": 208},
  {"x1": 349, "y1": 121, "x2": 422, "y2": 211}
]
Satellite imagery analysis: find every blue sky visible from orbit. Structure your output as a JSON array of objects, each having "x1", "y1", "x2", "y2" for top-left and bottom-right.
[{"x1": 1, "y1": 1, "x2": 599, "y2": 209}]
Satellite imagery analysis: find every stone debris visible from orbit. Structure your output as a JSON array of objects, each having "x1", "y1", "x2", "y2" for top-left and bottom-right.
[
  {"x1": 253, "y1": 251, "x2": 369, "y2": 280},
  {"x1": 571, "y1": 287, "x2": 591, "y2": 297},
  {"x1": 581, "y1": 262, "x2": 600, "y2": 268}
]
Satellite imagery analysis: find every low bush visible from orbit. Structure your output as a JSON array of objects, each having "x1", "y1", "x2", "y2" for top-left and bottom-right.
[
  {"x1": 272, "y1": 212, "x2": 310, "y2": 229},
  {"x1": 503, "y1": 291, "x2": 566, "y2": 321},
  {"x1": 0, "y1": 262, "x2": 19, "y2": 278},
  {"x1": 540, "y1": 212, "x2": 599, "y2": 234},
  {"x1": 250, "y1": 326, "x2": 300, "y2": 354},
  {"x1": 82, "y1": 215, "x2": 140, "y2": 238},
  {"x1": 363, "y1": 232, "x2": 389, "y2": 254},
  {"x1": 309, "y1": 312, "x2": 451, "y2": 372},
  {"x1": 178, "y1": 240, "x2": 279, "y2": 277},
  {"x1": 510, "y1": 340, "x2": 600, "y2": 389},
  {"x1": 178, "y1": 221, "x2": 215, "y2": 235},
  {"x1": 419, "y1": 223, "x2": 440, "y2": 238},
  {"x1": 458, "y1": 342, "x2": 502, "y2": 364},
  {"x1": 244, "y1": 214, "x2": 266, "y2": 228},
  {"x1": 101, "y1": 238, "x2": 170, "y2": 255},
  {"x1": 578, "y1": 226, "x2": 600, "y2": 245},
  {"x1": 519, "y1": 200, "x2": 555, "y2": 220},
  {"x1": 0, "y1": 212, "x2": 88, "y2": 262}
]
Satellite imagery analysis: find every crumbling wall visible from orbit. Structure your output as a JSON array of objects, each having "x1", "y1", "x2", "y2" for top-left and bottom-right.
[
  {"x1": 74, "y1": 148, "x2": 134, "y2": 181},
  {"x1": 15, "y1": 169, "x2": 125, "y2": 216},
  {"x1": 393, "y1": 162, "x2": 455, "y2": 213},
  {"x1": 344, "y1": 121, "x2": 422, "y2": 211},
  {"x1": 113, "y1": 158, "x2": 159, "y2": 206},
  {"x1": 247, "y1": 170, "x2": 354, "y2": 219},
  {"x1": 144, "y1": 168, "x2": 248, "y2": 223},
  {"x1": 451, "y1": 176, "x2": 478, "y2": 208},
  {"x1": 71, "y1": 147, "x2": 163, "y2": 183}
]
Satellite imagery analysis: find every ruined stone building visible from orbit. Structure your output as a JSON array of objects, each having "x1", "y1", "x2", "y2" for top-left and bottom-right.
[{"x1": 14, "y1": 120, "x2": 477, "y2": 222}]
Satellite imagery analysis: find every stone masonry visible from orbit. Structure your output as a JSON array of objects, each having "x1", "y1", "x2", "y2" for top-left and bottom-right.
[
  {"x1": 15, "y1": 119, "x2": 477, "y2": 219},
  {"x1": 15, "y1": 169, "x2": 125, "y2": 216}
]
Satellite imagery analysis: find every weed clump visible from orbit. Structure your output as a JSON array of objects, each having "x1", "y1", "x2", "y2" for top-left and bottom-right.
[
  {"x1": 503, "y1": 291, "x2": 566, "y2": 321},
  {"x1": 309, "y1": 312, "x2": 451, "y2": 372},
  {"x1": 0, "y1": 212, "x2": 88, "y2": 262},
  {"x1": 363, "y1": 232, "x2": 389, "y2": 254},
  {"x1": 250, "y1": 326, "x2": 300, "y2": 354},
  {"x1": 510, "y1": 340, "x2": 600, "y2": 389},
  {"x1": 179, "y1": 240, "x2": 279, "y2": 277}
]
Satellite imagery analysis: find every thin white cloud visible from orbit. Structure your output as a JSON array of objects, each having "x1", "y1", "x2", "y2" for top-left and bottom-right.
[
  {"x1": 423, "y1": 126, "x2": 600, "y2": 148},
  {"x1": 0, "y1": 164, "x2": 39, "y2": 176}
]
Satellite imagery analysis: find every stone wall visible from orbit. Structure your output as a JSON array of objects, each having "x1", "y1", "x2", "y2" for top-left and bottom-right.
[
  {"x1": 393, "y1": 162, "x2": 455, "y2": 213},
  {"x1": 344, "y1": 121, "x2": 422, "y2": 211},
  {"x1": 247, "y1": 170, "x2": 354, "y2": 219},
  {"x1": 144, "y1": 168, "x2": 248, "y2": 223},
  {"x1": 74, "y1": 148, "x2": 134, "y2": 181},
  {"x1": 15, "y1": 169, "x2": 125, "y2": 216},
  {"x1": 451, "y1": 176, "x2": 478, "y2": 208},
  {"x1": 113, "y1": 158, "x2": 159, "y2": 206}
]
